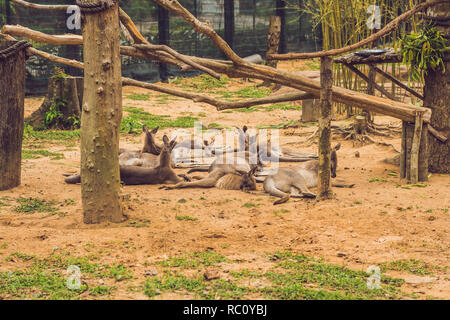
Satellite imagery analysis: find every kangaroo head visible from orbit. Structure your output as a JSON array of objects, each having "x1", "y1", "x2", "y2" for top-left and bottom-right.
[
  {"x1": 237, "y1": 166, "x2": 258, "y2": 192},
  {"x1": 331, "y1": 143, "x2": 341, "y2": 178},
  {"x1": 142, "y1": 125, "x2": 161, "y2": 154},
  {"x1": 160, "y1": 135, "x2": 177, "y2": 166}
]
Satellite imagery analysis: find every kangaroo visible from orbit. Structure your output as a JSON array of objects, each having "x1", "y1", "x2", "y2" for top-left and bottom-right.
[
  {"x1": 163, "y1": 166, "x2": 258, "y2": 192},
  {"x1": 172, "y1": 135, "x2": 217, "y2": 164},
  {"x1": 119, "y1": 125, "x2": 161, "y2": 167},
  {"x1": 65, "y1": 135, "x2": 185, "y2": 185},
  {"x1": 263, "y1": 143, "x2": 353, "y2": 204}
]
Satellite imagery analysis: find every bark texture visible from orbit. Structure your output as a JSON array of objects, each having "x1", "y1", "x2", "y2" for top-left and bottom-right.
[
  {"x1": 424, "y1": 1, "x2": 450, "y2": 173},
  {"x1": 0, "y1": 40, "x2": 26, "y2": 190},
  {"x1": 317, "y1": 57, "x2": 333, "y2": 199},
  {"x1": 81, "y1": 2, "x2": 126, "y2": 224}
]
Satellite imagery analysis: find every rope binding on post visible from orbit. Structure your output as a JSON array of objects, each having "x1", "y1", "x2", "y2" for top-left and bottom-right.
[
  {"x1": 0, "y1": 40, "x2": 32, "y2": 61},
  {"x1": 75, "y1": 0, "x2": 118, "y2": 14}
]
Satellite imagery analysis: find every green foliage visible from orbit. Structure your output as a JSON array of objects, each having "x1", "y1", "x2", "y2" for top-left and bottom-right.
[
  {"x1": 175, "y1": 215, "x2": 198, "y2": 221},
  {"x1": 23, "y1": 123, "x2": 80, "y2": 143},
  {"x1": 126, "y1": 93, "x2": 150, "y2": 101},
  {"x1": 121, "y1": 107, "x2": 197, "y2": 134},
  {"x1": 143, "y1": 250, "x2": 409, "y2": 300},
  {"x1": 14, "y1": 197, "x2": 61, "y2": 215},
  {"x1": 380, "y1": 259, "x2": 444, "y2": 276},
  {"x1": 0, "y1": 252, "x2": 131, "y2": 299},
  {"x1": 42, "y1": 98, "x2": 80, "y2": 130},
  {"x1": 401, "y1": 25, "x2": 448, "y2": 82},
  {"x1": 22, "y1": 149, "x2": 64, "y2": 160}
]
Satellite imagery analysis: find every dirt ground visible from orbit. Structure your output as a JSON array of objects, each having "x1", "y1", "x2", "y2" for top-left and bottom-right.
[{"x1": 0, "y1": 61, "x2": 449, "y2": 300}]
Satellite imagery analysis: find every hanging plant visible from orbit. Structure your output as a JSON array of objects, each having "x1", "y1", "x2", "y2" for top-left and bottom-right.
[{"x1": 401, "y1": 24, "x2": 448, "y2": 82}]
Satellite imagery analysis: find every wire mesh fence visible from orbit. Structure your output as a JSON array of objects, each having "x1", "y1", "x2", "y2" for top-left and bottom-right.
[{"x1": 0, "y1": 0, "x2": 321, "y2": 95}]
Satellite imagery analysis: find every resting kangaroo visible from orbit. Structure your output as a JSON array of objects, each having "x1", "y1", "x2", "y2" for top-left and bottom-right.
[
  {"x1": 263, "y1": 143, "x2": 353, "y2": 204},
  {"x1": 163, "y1": 165, "x2": 258, "y2": 192},
  {"x1": 119, "y1": 125, "x2": 161, "y2": 167},
  {"x1": 65, "y1": 135, "x2": 185, "y2": 185}
]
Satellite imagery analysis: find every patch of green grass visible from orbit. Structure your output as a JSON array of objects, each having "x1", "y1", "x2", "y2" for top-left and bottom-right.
[
  {"x1": 105, "y1": 264, "x2": 134, "y2": 281},
  {"x1": 143, "y1": 273, "x2": 247, "y2": 299},
  {"x1": 175, "y1": 215, "x2": 198, "y2": 221},
  {"x1": 23, "y1": 124, "x2": 80, "y2": 143},
  {"x1": 89, "y1": 285, "x2": 113, "y2": 296},
  {"x1": 173, "y1": 74, "x2": 230, "y2": 91},
  {"x1": 14, "y1": 197, "x2": 62, "y2": 215},
  {"x1": 159, "y1": 251, "x2": 227, "y2": 269},
  {"x1": 242, "y1": 202, "x2": 261, "y2": 208},
  {"x1": 22, "y1": 149, "x2": 64, "y2": 160},
  {"x1": 121, "y1": 107, "x2": 198, "y2": 134},
  {"x1": 369, "y1": 177, "x2": 388, "y2": 183},
  {"x1": 144, "y1": 250, "x2": 408, "y2": 300},
  {"x1": 380, "y1": 259, "x2": 442, "y2": 276},
  {"x1": 6, "y1": 252, "x2": 36, "y2": 262},
  {"x1": 0, "y1": 268, "x2": 87, "y2": 300},
  {"x1": 126, "y1": 93, "x2": 150, "y2": 101},
  {"x1": 263, "y1": 103, "x2": 302, "y2": 111},
  {"x1": 127, "y1": 219, "x2": 151, "y2": 228},
  {"x1": 234, "y1": 86, "x2": 270, "y2": 98},
  {"x1": 0, "y1": 253, "x2": 124, "y2": 299}
]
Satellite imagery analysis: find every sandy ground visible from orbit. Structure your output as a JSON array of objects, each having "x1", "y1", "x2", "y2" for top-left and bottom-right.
[{"x1": 0, "y1": 62, "x2": 449, "y2": 300}]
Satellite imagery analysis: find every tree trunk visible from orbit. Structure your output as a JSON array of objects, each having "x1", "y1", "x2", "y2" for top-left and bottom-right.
[
  {"x1": 266, "y1": 16, "x2": 281, "y2": 69},
  {"x1": 301, "y1": 99, "x2": 320, "y2": 122},
  {"x1": 424, "y1": 1, "x2": 450, "y2": 173},
  {"x1": 81, "y1": 2, "x2": 126, "y2": 224},
  {"x1": 26, "y1": 76, "x2": 83, "y2": 129},
  {"x1": 0, "y1": 40, "x2": 27, "y2": 190},
  {"x1": 317, "y1": 56, "x2": 333, "y2": 199}
]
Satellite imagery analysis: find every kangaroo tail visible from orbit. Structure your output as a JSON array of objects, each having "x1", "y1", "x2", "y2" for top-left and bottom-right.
[
  {"x1": 187, "y1": 167, "x2": 209, "y2": 174},
  {"x1": 278, "y1": 156, "x2": 317, "y2": 162},
  {"x1": 65, "y1": 174, "x2": 81, "y2": 184}
]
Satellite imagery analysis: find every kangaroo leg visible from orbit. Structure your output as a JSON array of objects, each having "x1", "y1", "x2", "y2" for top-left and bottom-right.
[
  {"x1": 332, "y1": 179, "x2": 355, "y2": 188},
  {"x1": 177, "y1": 174, "x2": 191, "y2": 182},
  {"x1": 264, "y1": 178, "x2": 290, "y2": 205},
  {"x1": 291, "y1": 173, "x2": 316, "y2": 198},
  {"x1": 163, "y1": 174, "x2": 220, "y2": 190}
]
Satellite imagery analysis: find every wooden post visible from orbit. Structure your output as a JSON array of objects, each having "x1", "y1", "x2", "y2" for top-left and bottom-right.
[
  {"x1": 224, "y1": 0, "x2": 235, "y2": 50},
  {"x1": 418, "y1": 122, "x2": 428, "y2": 182},
  {"x1": 80, "y1": 1, "x2": 126, "y2": 224},
  {"x1": 410, "y1": 111, "x2": 424, "y2": 184},
  {"x1": 317, "y1": 56, "x2": 333, "y2": 199},
  {"x1": 0, "y1": 40, "x2": 27, "y2": 191},
  {"x1": 275, "y1": 0, "x2": 286, "y2": 54},
  {"x1": 266, "y1": 16, "x2": 281, "y2": 69},
  {"x1": 157, "y1": 4, "x2": 169, "y2": 82},
  {"x1": 400, "y1": 121, "x2": 407, "y2": 179}
]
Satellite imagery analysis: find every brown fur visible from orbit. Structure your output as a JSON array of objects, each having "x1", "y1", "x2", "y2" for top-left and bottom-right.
[{"x1": 65, "y1": 135, "x2": 182, "y2": 185}]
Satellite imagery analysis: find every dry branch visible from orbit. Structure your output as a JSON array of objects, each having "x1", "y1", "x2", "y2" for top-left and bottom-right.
[
  {"x1": 133, "y1": 44, "x2": 221, "y2": 79},
  {"x1": 152, "y1": 0, "x2": 248, "y2": 66},
  {"x1": 267, "y1": 0, "x2": 447, "y2": 60},
  {"x1": 2, "y1": 6, "x2": 434, "y2": 125}
]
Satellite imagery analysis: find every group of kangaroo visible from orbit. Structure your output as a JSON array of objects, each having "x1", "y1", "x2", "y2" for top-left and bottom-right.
[{"x1": 65, "y1": 125, "x2": 353, "y2": 204}]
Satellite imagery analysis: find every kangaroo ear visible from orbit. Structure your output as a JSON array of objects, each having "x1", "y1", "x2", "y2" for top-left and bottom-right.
[
  {"x1": 249, "y1": 166, "x2": 258, "y2": 176},
  {"x1": 142, "y1": 125, "x2": 148, "y2": 132},
  {"x1": 170, "y1": 136, "x2": 177, "y2": 149},
  {"x1": 151, "y1": 126, "x2": 159, "y2": 134},
  {"x1": 162, "y1": 135, "x2": 169, "y2": 145},
  {"x1": 334, "y1": 143, "x2": 341, "y2": 151}
]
